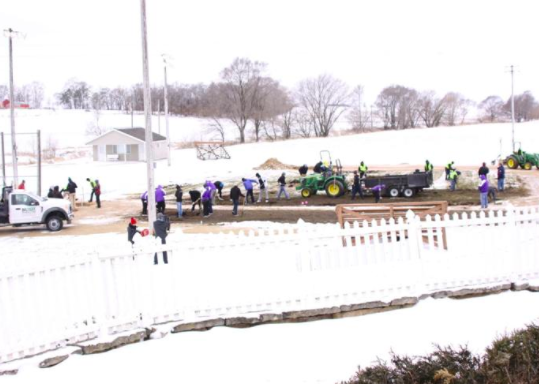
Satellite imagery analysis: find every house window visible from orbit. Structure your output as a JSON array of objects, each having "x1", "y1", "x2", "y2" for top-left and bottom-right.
[
  {"x1": 106, "y1": 145, "x2": 118, "y2": 155},
  {"x1": 126, "y1": 145, "x2": 131, "y2": 154}
]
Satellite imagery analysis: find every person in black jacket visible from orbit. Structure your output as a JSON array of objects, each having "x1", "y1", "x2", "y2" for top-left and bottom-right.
[
  {"x1": 478, "y1": 162, "x2": 489, "y2": 176},
  {"x1": 314, "y1": 161, "x2": 327, "y2": 174},
  {"x1": 52, "y1": 186, "x2": 63, "y2": 198},
  {"x1": 277, "y1": 173, "x2": 290, "y2": 200},
  {"x1": 127, "y1": 217, "x2": 141, "y2": 245},
  {"x1": 189, "y1": 190, "x2": 202, "y2": 214},
  {"x1": 298, "y1": 164, "x2": 308, "y2": 176},
  {"x1": 351, "y1": 171, "x2": 363, "y2": 200},
  {"x1": 153, "y1": 213, "x2": 169, "y2": 265},
  {"x1": 175, "y1": 185, "x2": 183, "y2": 218},
  {"x1": 230, "y1": 184, "x2": 245, "y2": 216},
  {"x1": 62, "y1": 177, "x2": 78, "y2": 211}
]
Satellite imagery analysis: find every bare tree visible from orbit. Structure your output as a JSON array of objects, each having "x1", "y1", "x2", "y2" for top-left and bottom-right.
[
  {"x1": 478, "y1": 95, "x2": 504, "y2": 122},
  {"x1": 417, "y1": 91, "x2": 447, "y2": 127},
  {"x1": 219, "y1": 58, "x2": 266, "y2": 143},
  {"x1": 280, "y1": 109, "x2": 294, "y2": 139},
  {"x1": 251, "y1": 80, "x2": 293, "y2": 141},
  {"x1": 347, "y1": 85, "x2": 370, "y2": 131},
  {"x1": 504, "y1": 91, "x2": 537, "y2": 122},
  {"x1": 443, "y1": 92, "x2": 472, "y2": 126},
  {"x1": 205, "y1": 118, "x2": 227, "y2": 142},
  {"x1": 293, "y1": 108, "x2": 314, "y2": 138},
  {"x1": 296, "y1": 74, "x2": 348, "y2": 137},
  {"x1": 375, "y1": 85, "x2": 418, "y2": 129}
]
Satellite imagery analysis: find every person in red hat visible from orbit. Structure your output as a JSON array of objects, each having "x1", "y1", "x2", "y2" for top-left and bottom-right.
[{"x1": 127, "y1": 217, "x2": 141, "y2": 245}]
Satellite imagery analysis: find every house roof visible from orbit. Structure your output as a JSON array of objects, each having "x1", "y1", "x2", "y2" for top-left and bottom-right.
[
  {"x1": 117, "y1": 128, "x2": 167, "y2": 142},
  {"x1": 86, "y1": 128, "x2": 167, "y2": 145}
]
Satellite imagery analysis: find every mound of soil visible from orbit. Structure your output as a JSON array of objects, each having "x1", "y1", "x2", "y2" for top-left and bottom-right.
[{"x1": 255, "y1": 158, "x2": 297, "y2": 170}]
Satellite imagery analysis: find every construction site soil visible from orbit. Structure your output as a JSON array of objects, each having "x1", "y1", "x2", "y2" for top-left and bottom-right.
[{"x1": 1, "y1": 166, "x2": 536, "y2": 238}]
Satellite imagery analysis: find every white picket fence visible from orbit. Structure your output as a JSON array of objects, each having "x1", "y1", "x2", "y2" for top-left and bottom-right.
[{"x1": 1, "y1": 206, "x2": 539, "y2": 364}]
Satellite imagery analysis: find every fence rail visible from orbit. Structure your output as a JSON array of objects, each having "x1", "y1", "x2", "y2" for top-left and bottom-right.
[{"x1": 1, "y1": 206, "x2": 539, "y2": 364}]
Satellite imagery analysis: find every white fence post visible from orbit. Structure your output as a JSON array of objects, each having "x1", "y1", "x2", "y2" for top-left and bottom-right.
[
  {"x1": 505, "y1": 204, "x2": 521, "y2": 282},
  {"x1": 406, "y1": 210, "x2": 424, "y2": 296}
]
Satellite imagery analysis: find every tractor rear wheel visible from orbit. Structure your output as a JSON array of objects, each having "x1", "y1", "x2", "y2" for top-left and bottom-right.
[
  {"x1": 301, "y1": 188, "x2": 313, "y2": 198},
  {"x1": 524, "y1": 162, "x2": 533, "y2": 170},
  {"x1": 325, "y1": 181, "x2": 344, "y2": 198},
  {"x1": 506, "y1": 156, "x2": 519, "y2": 169}
]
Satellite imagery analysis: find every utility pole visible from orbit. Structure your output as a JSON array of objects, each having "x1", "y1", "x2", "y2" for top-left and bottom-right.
[
  {"x1": 37, "y1": 130, "x2": 42, "y2": 196},
  {"x1": 162, "y1": 54, "x2": 171, "y2": 166},
  {"x1": 131, "y1": 92, "x2": 134, "y2": 129},
  {"x1": 140, "y1": 0, "x2": 156, "y2": 226},
  {"x1": 1, "y1": 132, "x2": 5, "y2": 187},
  {"x1": 510, "y1": 65, "x2": 516, "y2": 152},
  {"x1": 4, "y1": 28, "x2": 21, "y2": 187},
  {"x1": 157, "y1": 99, "x2": 161, "y2": 134}
]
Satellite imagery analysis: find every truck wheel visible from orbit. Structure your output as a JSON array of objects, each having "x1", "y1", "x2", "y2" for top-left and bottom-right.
[
  {"x1": 403, "y1": 188, "x2": 415, "y2": 198},
  {"x1": 506, "y1": 156, "x2": 518, "y2": 169},
  {"x1": 301, "y1": 188, "x2": 312, "y2": 198},
  {"x1": 325, "y1": 181, "x2": 344, "y2": 198},
  {"x1": 388, "y1": 187, "x2": 400, "y2": 198},
  {"x1": 46, "y1": 215, "x2": 63, "y2": 232},
  {"x1": 524, "y1": 162, "x2": 532, "y2": 170}
]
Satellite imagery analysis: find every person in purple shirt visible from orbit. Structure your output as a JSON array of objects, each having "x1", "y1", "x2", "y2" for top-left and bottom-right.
[
  {"x1": 204, "y1": 180, "x2": 217, "y2": 213},
  {"x1": 140, "y1": 191, "x2": 148, "y2": 215},
  {"x1": 371, "y1": 184, "x2": 386, "y2": 203},
  {"x1": 242, "y1": 178, "x2": 258, "y2": 204},
  {"x1": 155, "y1": 185, "x2": 166, "y2": 213},
  {"x1": 202, "y1": 186, "x2": 213, "y2": 217},
  {"x1": 478, "y1": 175, "x2": 489, "y2": 209}
]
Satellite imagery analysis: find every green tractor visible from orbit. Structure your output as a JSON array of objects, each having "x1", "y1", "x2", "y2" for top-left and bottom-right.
[
  {"x1": 296, "y1": 151, "x2": 348, "y2": 198},
  {"x1": 504, "y1": 149, "x2": 539, "y2": 170}
]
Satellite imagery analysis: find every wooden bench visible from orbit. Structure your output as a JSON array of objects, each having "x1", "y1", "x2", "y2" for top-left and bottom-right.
[{"x1": 106, "y1": 154, "x2": 119, "y2": 161}]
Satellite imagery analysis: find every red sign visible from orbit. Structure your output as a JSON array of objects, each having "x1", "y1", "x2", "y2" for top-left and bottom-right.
[{"x1": 1, "y1": 99, "x2": 9, "y2": 108}]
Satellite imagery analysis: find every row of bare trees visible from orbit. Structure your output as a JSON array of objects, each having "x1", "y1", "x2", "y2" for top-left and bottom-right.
[
  {"x1": 20, "y1": 56, "x2": 537, "y2": 143},
  {"x1": 373, "y1": 86, "x2": 473, "y2": 129},
  {"x1": 478, "y1": 91, "x2": 538, "y2": 123}
]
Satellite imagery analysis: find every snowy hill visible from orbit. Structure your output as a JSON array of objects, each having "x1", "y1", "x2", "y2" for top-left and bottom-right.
[{"x1": 2, "y1": 109, "x2": 538, "y2": 196}]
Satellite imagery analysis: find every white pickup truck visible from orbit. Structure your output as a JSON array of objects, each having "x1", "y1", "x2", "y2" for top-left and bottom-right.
[{"x1": 0, "y1": 186, "x2": 74, "y2": 232}]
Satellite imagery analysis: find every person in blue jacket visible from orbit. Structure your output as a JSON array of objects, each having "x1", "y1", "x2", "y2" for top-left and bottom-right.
[{"x1": 242, "y1": 178, "x2": 258, "y2": 204}]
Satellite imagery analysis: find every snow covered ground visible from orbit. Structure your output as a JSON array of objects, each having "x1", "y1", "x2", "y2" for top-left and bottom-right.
[
  {"x1": 4, "y1": 291, "x2": 539, "y2": 384},
  {"x1": 2, "y1": 109, "x2": 538, "y2": 198}
]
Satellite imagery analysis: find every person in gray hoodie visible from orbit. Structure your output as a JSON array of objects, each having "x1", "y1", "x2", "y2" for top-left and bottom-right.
[{"x1": 153, "y1": 213, "x2": 169, "y2": 264}]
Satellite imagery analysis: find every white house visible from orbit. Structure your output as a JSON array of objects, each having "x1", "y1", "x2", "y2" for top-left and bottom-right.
[{"x1": 86, "y1": 128, "x2": 168, "y2": 162}]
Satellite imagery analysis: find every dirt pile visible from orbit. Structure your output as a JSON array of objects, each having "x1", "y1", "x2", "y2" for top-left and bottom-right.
[{"x1": 255, "y1": 158, "x2": 297, "y2": 170}]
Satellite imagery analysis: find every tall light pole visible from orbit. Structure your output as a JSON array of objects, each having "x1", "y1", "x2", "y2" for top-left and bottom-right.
[
  {"x1": 4, "y1": 28, "x2": 21, "y2": 187},
  {"x1": 162, "y1": 54, "x2": 171, "y2": 166},
  {"x1": 140, "y1": 0, "x2": 156, "y2": 225},
  {"x1": 510, "y1": 65, "x2": 516, "y2": 152}
]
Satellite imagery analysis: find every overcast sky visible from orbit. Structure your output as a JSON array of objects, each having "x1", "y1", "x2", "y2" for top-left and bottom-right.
[{"x1": 1, "y1": 0, "x2": 537, "y2": 104}]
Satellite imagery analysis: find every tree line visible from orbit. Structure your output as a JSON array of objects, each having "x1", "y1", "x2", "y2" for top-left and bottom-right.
[{"x1": 3, "y1": 58, "x2": 539, "y2": 143}]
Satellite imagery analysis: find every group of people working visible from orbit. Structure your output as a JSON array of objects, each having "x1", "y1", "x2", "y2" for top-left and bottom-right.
[
  {"x1": 45, "y1": 177, "x2": 101, "y2": 210},
  {"x1": 140, "y1": 172, "x2": 291, "y2": 219}
]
